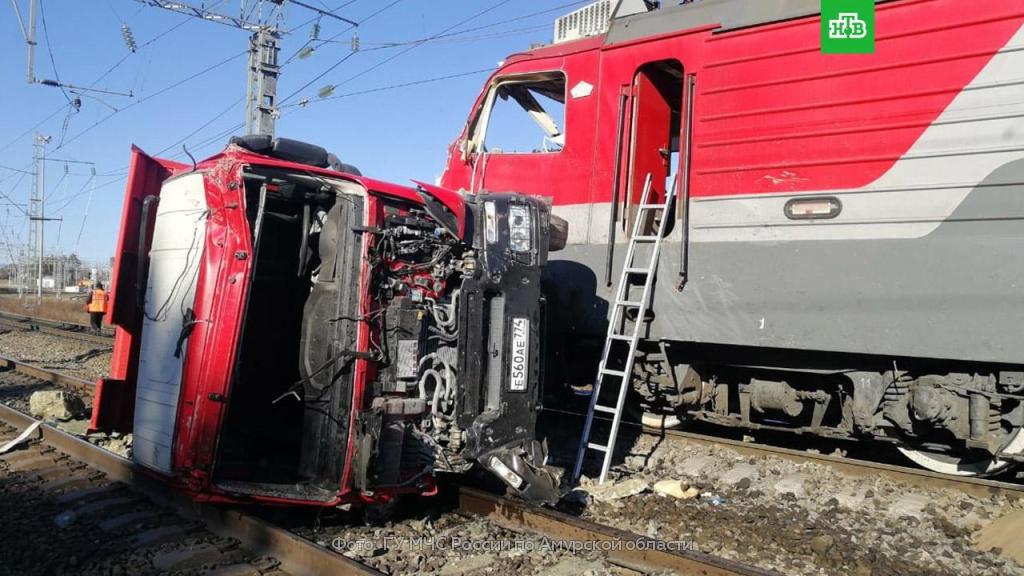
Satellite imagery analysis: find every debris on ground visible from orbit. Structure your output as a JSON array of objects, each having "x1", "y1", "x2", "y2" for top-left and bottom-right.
[
  {"x1": 29, "y1": 390, "x2": 85, "y2": 422},
  {"x1": 652, "y1": 479, "x2": 699, "y2": 499},
  {"x1": 579, "y1": 477, "x2": 648, "y2": 502}
]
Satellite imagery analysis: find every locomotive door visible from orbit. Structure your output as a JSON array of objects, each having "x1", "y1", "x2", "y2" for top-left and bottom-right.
[{"x1": 623, "y1": 63, "x2": 677, "y2": 235}]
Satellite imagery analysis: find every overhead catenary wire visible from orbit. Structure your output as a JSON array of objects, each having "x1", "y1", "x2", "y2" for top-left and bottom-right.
[
  {"x1": 0, "y1": 104, "x2": 70, "y2": 156},
  {"x1": 154, "y1": 97, "x2": 246, "y2": 157},
  {"x1": 50, "y1": 170, "x2": 97, "y2": 215},
  {"x1": 345, "y1": 24, "x2": 550, "y2": 49},
  {"x1": 0, "y1": 8, "x2": 203, "y2": 158},
  {"x1": 141, "y1": 0, "x2": 373, "y2": 164},
  {"x1": 45, "y1": 0, "x2": 550, "y2": 211},
  {"x1": 73, "y1": 175, "x2": 96, "y2": 259},
  {"x1": 282, "y1": 0, "x2": 397, "y2": 63},
  {"x1": 53, "y1": 49, "x2": 249, "y2": 153},
  {"x1": 282, "y1": 0, "x2": 515, "y2": 107},
  {"x1": 283, "y1": 66, "x2": 495, "y2": 109},
  {"x1": 332, "y1": 0, "x2": 589, "y2": 49},
  {"x1": 90, "y1": 61, "x2": 495, "y2": 188},
  {"x1": 37, "y1": 0, "x2": 74, "y2": 105}
]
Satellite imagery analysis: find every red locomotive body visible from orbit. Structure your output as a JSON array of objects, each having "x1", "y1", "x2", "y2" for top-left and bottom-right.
[
  {"x1": 92, "y1": 137, "x2": 560, "y2": 506},
  {"x1": 439, "y1": 0, "x2": 1024, "y2": 476}
]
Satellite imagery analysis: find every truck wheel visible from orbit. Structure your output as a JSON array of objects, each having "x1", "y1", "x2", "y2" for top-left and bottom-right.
[
  {"x1": 363, "y1": 497, "x2": 400, "y2": 526},
  {"x1": 327, "y1": 153, "x2": 362, "y2": 176},
  {"x1": 548, "y1": 214, "x2": 568, "y2": 252}
]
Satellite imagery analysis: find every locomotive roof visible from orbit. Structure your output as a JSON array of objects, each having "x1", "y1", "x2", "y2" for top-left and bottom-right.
[{"x1": 606, "y1": 0, "x2": 893, "y2": 45}]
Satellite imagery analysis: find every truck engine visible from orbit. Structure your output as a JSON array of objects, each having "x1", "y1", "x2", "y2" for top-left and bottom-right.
[{"x1": 291, "y1": 171, "x2": 562, "y2": 503}]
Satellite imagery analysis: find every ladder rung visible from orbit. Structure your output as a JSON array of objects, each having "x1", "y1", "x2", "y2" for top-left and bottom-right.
[
  {"x1": 594, "y1": 404, "x2": 617, "y2": 414},
  {"x1": 623, "y1": 267, "x2": 648, "y2": 275},
  {"x1": 634, "y1": 235, "x2": 659, "y2": 242},
  {"x1": 639, "y1": 203, "x2": 667, "y2": 210},
  {"x1": 587, "y1": 442, "x2": 609, "y2": 452},
  {"x1": 600, "y1": 368, "x2": 627, "y2": 378},
  {"x1": 616, "y1": 300, "x2": 642, "y2": 308},
  {"x1": 608, "y1": 334, "x2": 633, "y2": 342}
]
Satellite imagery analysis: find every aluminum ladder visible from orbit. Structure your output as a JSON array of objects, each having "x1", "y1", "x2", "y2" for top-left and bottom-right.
[{"x1": 572, "y1": 172, "x2": 674, "y2": 484}]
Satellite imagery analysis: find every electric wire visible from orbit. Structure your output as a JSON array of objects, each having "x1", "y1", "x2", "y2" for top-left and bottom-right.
[
  {"x1": 47, "y1": 0, "x2": 531, "y2": 208},
  {"x1": 283, "y1": 66, "x2": 495, "y2": 109},
  {"x1": 91, "y1": 62, "x2": 493, "y2": 189},
  {"x1": 0, "y1": 104, "x2": 69, "y2": 156},
  {"x1": 53, "y1": 49, "x2": 249, "y2": 153},
  {"x1": 154, "y1": 97, "x2": 246, "y2": 157},
  {"x1": 336, "y1": 0, "x2": 589, "y2": 49},
  {"x1": 50, "y1": 172, "x2": 97, "y2": 215},
  {"x1": 279, "y1": 0, "x2": 407, "y2": 90},
  {"x1": 37, "y1": 0, "x2": 74, "y2": 105},
  {"x1": 282, "y1": 0, "x2": 514, "y2": 107},
  {"x1": 0, "y1": 6, "x2": 208, "y2": 158},
  {"x1": 345, "y1": 24, "x2": 550, "y2": 48}
]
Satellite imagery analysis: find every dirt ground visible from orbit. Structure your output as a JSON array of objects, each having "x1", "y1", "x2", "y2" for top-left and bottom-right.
[{"x1": 0, "y1": 294, "x2": 91, "y2": 324}]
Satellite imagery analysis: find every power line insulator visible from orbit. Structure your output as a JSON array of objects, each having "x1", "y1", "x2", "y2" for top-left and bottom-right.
[
  {"x1": 351, "y1": 34, "x2": 360, "y2": 53},
  {"x1": 121, "y1": 24, "x2": 138, "y2": 53},
  {"x1": 310, "y1": 21, "x2": 321, "y2": 41}
]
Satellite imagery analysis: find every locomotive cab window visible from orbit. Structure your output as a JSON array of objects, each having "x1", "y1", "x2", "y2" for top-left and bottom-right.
[{"x1": 473, "y1": 72, "x2": 566, "y2": 155}]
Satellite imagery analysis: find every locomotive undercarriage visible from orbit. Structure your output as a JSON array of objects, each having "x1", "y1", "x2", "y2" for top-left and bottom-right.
[{"x1": 635, "y1": 343, "x2": 1024, "y2": 476}]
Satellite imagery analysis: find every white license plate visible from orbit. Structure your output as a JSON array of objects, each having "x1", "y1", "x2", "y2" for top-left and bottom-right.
[{"x1": 509, "y1": 317, "x2": 530, "y2": 392}]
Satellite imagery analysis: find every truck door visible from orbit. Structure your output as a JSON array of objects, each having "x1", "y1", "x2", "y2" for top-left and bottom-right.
[
  {"x1": 132, "y1": 172, "x2": 208, "y2": 474},
  {"x1": 90, "y1": 148, "x2": 186, "y2": 434}
]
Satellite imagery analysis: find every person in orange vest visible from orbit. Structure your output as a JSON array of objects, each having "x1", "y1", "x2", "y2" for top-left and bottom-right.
[{"x1": 85, "y1": 282, "x2": 108, "y2": 335}]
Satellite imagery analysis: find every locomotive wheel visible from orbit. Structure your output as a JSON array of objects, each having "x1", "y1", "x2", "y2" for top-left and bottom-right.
[{"x1": 898, "y1": 429, "x2": 1024, "y2": 477}]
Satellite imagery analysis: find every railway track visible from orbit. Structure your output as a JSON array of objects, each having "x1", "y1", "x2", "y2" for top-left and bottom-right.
[
  {"x1": 2, "y1": 345, "x2": 1020, "y2": 501},
  {"x1": 0, "y1": 400, "x2": 382, "y2": 576},
  {"x1": 0, "y1": 356, "x2": 777, "y2": 575},
  {"x1": 3, "y1": 343, "x2": 1020, "y2": 503},
  {"x1": 646, "y1": 425, "x2": 1024, "y2": 501},
  {"x1": 0, "y1": 310, "x2": 114, "y2": 346},
  {"x1": 545, "y1": 407, "x2": 1024, "y2": 502},
  {"x1": 458, "y1": 487, "x2": 773, "y2": 576}
]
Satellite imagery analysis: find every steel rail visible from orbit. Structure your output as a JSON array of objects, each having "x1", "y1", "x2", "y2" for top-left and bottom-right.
[
  {"x1": 546, "y1": 406, "x2": 1024, "y2": 500},
  {"x1": 0, "y1": 354, "x2": 95, "y2": 396},
  {"x1": 458, "y1": 486, "x2": 777, "y2": 576},
  {"x1": 0, "y1": 399, "x2": 382, "y2": 576},
  {"x1": 0, "y1": 309, "x2": 114, "y2": 345},
  {"x1": 648, "y1": 425, "x2": 1024, "y2": 500}
]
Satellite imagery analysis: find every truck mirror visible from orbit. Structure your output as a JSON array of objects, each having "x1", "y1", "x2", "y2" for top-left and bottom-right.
[{"x1": 548, "y1": 214, "x2": 568, "y2": 252}]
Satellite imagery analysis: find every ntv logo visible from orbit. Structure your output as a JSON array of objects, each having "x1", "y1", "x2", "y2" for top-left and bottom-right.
[
  {"x1": 829, "y1": 13, "x2": 868, "y2": 40},
  {"x1": 821, "y1": 0, "x2": 875, "y2": 54}
]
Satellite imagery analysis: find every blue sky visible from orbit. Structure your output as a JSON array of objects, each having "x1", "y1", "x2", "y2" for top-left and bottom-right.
[{"x1": 0, "y1": 0, "x2": 584, "y2": 264}]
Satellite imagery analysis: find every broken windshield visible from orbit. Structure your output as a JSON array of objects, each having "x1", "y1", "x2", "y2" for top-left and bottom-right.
[{"x1": 479, "y1": 73, "x2": 566, "y2": 154}]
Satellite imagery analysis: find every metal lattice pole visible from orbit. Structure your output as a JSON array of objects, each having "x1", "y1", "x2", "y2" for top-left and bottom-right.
[{"x1": 246, "y1": 27, "x2": 281, "y2": 136}]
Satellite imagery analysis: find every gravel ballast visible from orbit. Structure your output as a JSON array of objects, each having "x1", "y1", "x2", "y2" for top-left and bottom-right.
[
  {"x1": 570, "y1": 432, "x2": 1024, "y2": 576},
  {"x1": 0, "y1": 330, "x2": 111, "y2": 381}
]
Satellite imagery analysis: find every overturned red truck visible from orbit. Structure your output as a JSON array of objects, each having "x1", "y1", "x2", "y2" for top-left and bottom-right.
[{"x1": 91, "y1": 136, "x2": 562, "y2": 506}]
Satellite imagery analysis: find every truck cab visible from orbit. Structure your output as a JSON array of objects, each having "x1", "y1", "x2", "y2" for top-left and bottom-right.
[{"x1": 91, "y1": 137, "x2": 561, "y2": 506}]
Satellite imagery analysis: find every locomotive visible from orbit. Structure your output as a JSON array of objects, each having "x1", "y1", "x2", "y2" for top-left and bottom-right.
[
  {"x1": 438, "y1": 0, "x2": 1024, "y2": 477},
  {"x1": 90, "y1": 136, "x2": 562, "y2": 506}
]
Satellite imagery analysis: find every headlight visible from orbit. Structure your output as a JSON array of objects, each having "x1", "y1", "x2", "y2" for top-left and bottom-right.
[{"x1": 508, "y1": 205, "x2": 532, "y2": 252}]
